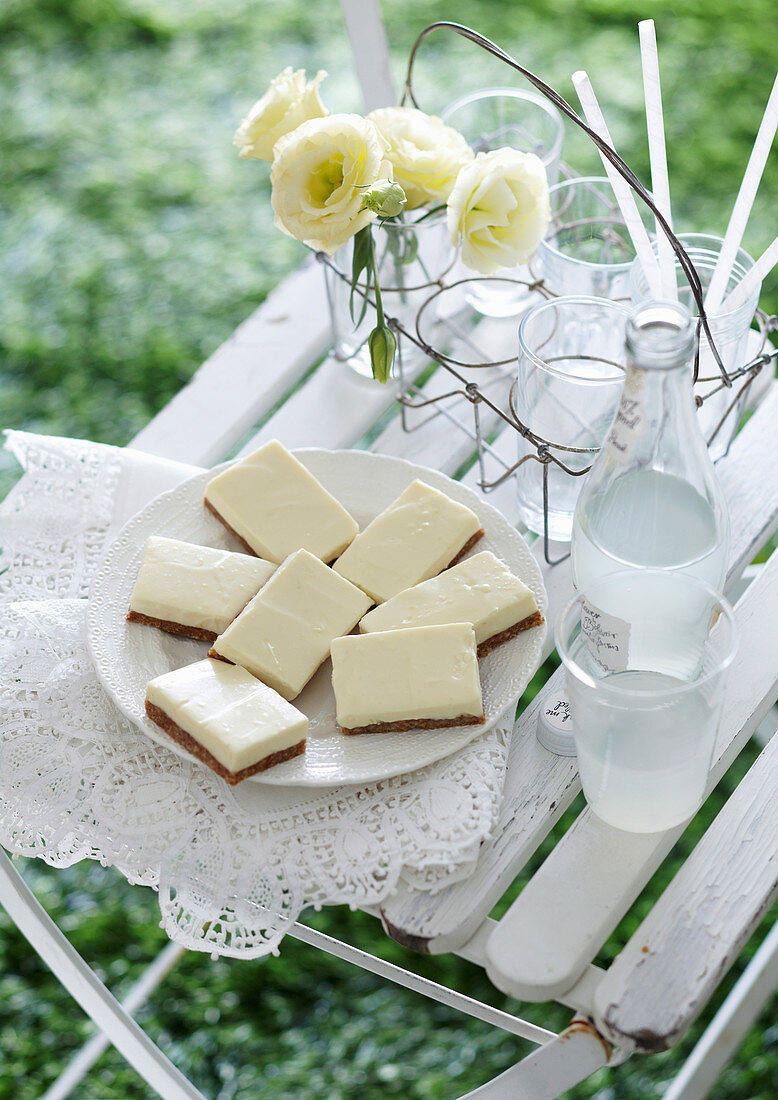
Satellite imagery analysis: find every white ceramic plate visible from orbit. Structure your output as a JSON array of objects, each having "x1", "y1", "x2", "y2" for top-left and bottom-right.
[{"x1": 88, "y1": 449, "x2": 547, "y2": 787}]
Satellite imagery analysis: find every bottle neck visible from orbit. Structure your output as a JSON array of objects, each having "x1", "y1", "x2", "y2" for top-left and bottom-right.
[
  {"x1": 626, "y1": 357, "x2": 698, "y2": 430},
  {"x1": 605, "y1": 355, "x2": 708, "y2": 474}
]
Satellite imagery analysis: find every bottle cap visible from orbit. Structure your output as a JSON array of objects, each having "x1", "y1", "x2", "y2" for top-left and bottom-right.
[{"x1": 536, "y1": 689, "x2": 577, "y2": 756}]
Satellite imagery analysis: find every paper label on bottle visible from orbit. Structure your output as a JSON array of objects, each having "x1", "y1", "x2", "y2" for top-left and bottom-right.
[
  {"x1": 542, "y1": 695, "x2": 573, "y2": 733},
  {"x1": 581, "y1": 597, "x2": 630, "y2": 672},
  {"x1": 606, "y1": 368, "x2": 647, "y2": 463}
]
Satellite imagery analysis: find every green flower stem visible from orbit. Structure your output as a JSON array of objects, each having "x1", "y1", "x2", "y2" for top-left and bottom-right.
[
  {"x1": 368, "y1": 231, "x2": 385, "y2": 329},
  {"x1": 367, "y1": 229, "x2": 396, "y2": 384}
]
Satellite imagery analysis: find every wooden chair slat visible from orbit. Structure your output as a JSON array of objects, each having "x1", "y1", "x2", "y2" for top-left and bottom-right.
[
  {"x1": 238, "y1": 355, "x2": 418, "y2": 455},
  {"x1": 485, "y1": 543, "x2": 778, "y2": 1002},
  {"x1": 340, "y1": 0, "x2": 396, "y2": 111},
  {"x1": 130, "y1": 263, "x2": 331, "y2": 465},
  {"x1": 593, "y1": 729, "x2": 778, "y2": 1054}
]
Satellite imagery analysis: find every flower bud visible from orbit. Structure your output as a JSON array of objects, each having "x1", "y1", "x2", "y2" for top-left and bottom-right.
[
  {"x1": 361, "y1": 180, "x2": 407, "y2": 219},
  {"x1": 368, "y1": 323, "x2": 397, "y2": 383}
]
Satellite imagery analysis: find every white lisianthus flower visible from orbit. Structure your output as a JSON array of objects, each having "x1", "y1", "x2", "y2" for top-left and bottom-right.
[
  {"x1": 271, "y1": 114, "x2": 393, "y2": 255},
  {"x1": 447, "y1": 149, "x2": 550, "y2": 275},
  {"x1": 233, "y1": 67, "x2": 328, "y2": 162},
  {"x1": 367, "y1": 107, "x2": 473, "y2": 210}
]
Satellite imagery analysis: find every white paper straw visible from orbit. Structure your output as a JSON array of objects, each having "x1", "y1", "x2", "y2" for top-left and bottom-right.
[
  {"x1": 721, "y1": 232, "x2": 778, "y2": 313},
  {"x1": 704, "y1": 72, "x2": 778, "y2": 315},
  {"x1": 572, "y1": 70, "x2": 663, "y2": 298},
  {"x1": 639, "y1": 20, "x2": 677, "y2": 300}
]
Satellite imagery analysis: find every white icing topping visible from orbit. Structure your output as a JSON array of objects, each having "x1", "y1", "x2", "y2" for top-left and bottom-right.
[
  {"x1": 146, "y1": 658, "x2": 308, "y2": 774},
  {"x1": 211, "y1": 548, "x2": 372, "y2": 700},
  {"x1": 330, "y1": 623, "x2": 483, "y2": 729},
  {"x1": 358, "y1": 550, "x2": 538, "y2": 644},
  {"x1": 204, "y1": 439, "x2": 358, "y2": 563},
  {"x1": 129, "y1": 536, "x2": 275, "y2": 634},
  {"x1": 332, "y1": 480, "x2": 482, "y2": 603}
]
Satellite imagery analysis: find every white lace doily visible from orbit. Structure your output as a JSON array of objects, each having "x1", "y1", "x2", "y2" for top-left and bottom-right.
[{"x1": 0, "y1": 433, "x2": 512, "y2": 958}]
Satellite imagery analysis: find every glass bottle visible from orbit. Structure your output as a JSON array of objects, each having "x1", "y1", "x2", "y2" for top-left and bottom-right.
[{"x1": 571, "y1": 300, "x2": 730, "y2": 593}]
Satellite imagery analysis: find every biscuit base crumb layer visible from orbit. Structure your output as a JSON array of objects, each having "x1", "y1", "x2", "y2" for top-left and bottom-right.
[
  {"x1": 340, "y1": 713, "x2": 485, "y2": 737},
  {"x1": 126, "y1": 610, "x2": 218, "y2": 643},
  {"x1": 207, "y1": 648, "x2": 233, "y2": 665},
  {"x1": 203, "y1": 497, "x2": 260, "y2": 557},
  {"x1": 145, "y1": 701, "x2": 305, "y2": 784},
  {"x1": 446, "y1": 528, "x2": 485, "y2": 569},
  {"x1": 477, "y1": 610, "x2": 545, "y2": 658}
]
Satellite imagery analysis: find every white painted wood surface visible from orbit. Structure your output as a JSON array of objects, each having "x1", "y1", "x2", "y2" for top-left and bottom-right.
[
  {"x1": 131, "y1": 262, "x2": 331, "y2": 465},
  {"x1": 662, "y1": 915, "x2": 778, "y2": 1099},
  {"x1": 716, "y1": 382, "x2": 778, "y2": 581},
  {"x1": 594, "y1": 731, "x2": 778, "y2": 1054},
  {"x1": 378, "y1": 385, "x2": 778, "y2": 956},
  {"x1": 448, "y1": 916, "x2": 607, "y2": 1017},
  {"x1": 485, "y1": 544, "x2": 778, "y2": 1002},
  {"x1": 121, "y1": 242, "x2": 778, "y2": 1085},
  {"x1": 241, "y1": 309, "x2": 517, "y2": 458},
  {"x1": 340, "y1": 0, "x2": 396, "y2": 112}
]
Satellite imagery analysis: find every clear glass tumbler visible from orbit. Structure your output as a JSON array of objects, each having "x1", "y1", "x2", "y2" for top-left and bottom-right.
[
  {"x1": 441, "y1": 87, "x2": 564, "y2": 317},
  {"x1": 629, "y1": 233, "x2": 761, "y2": 458},
  {"x1": 515, "y1": 296, "x2": 628, "y2": 542},
  {"x1": 325, "y1": 215, "x2": 453, "y2": 379},
  {"x1": 535, "y1": 176, "x2": 644, "y2": 301},
  {"x1": 557, "y1": 569, "x2": 737, "y2": 833}
]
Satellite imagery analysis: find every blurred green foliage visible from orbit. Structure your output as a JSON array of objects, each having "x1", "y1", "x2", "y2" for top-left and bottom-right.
[
  {"x1": 1, "y1": 0, "x2": 776, "y2": 445},
  {"x1": 2, "y1": 0, "x2": 777, "y2": 1095}
]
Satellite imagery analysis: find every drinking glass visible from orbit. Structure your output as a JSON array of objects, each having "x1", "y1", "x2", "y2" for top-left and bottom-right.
[
  {"x1": 441, "y1": 87, "x2": 564, "y2": 317},
  {"x1": 325, "y1": 215, "x2": 453, "y2": 379},
  {"x1": 629, "y1": 233, "x2": 761, "y2": 459},
  {"x1": 534, "y1": 176, "x2": 643, "y2": 301},
  {"x1": 515, "y1": 296, "x2": 628, "y2": 542},
  {"x1": 557, "y1": 569, "x2": 737, "y2": 833}
]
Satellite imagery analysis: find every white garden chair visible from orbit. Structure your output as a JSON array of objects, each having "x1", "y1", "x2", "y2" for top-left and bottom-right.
[{"x1": 2, "y1": 3, "x2": 777, "y2": 1097}]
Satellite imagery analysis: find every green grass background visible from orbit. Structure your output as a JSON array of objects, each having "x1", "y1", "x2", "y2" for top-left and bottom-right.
[{"x1": 1, "y1": 0, "x2": 777, "y2": 1096}]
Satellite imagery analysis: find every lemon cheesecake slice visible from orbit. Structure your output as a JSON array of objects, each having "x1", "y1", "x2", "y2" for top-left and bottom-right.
[
  {"x1": 358, "y1": 550, "x2": 543, "y2": 656},
  {"x1": 209, "y1": 548, "x2": 372, "y2": 700},
  {"x1": 333, "y1": 480, "x2": 483, "y2": 603},
  {"x1": 204, "y1": 439, "x2": 359, "y2": 564},
  {"x1": 331, "y1": 623, "x2": 484, "y2": 735},
  {"x1": 145, "y1": 658, "x2": 308, "y2": 784},
  {"x1": 127, "y1": 536, "x2": 275, "y2": 642}
]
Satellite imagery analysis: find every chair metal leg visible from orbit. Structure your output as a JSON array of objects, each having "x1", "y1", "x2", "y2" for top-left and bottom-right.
[
  {"x1": 41, "y1": 941, "x2": 186, "y2": 1100},
  {"x1": 0, "y1": 851, "x2": 618, "y2": 1100},
  {"x1": 0, "y1": 849, "x2": 205, "y2": 1100},
  {"x1": 291, "y1": 922, "x2": 615, "y2": 1100},
  {"x1": 663, "y1": 917, "x2": 778, "y2": 1100},
  {"x1": 455, "y1": 1018, "x2": 615, "y2": 1100},
  {"x1": 290, "y1": 920, "x2": 556, "y2": 1045}
]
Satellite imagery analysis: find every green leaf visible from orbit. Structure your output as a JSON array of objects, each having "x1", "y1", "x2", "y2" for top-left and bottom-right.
[
  {"x1": 399, "y1": 230, "x2": 418, "y2": 265},
  {"x1": 368, "y1": 324, "x2": 396, "y2": 384},
  {"x1": 412, "y1": 203, "x2": 446, "y2": 224},
  {"x1": 349, "y1": 226, "x2": 373, "y2": 326},
  {"x1": 385, "y1": 225, "x2": 418, "y2": 267}
]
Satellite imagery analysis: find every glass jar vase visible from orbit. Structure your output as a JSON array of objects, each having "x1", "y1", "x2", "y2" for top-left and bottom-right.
[{"x1": 324, "y1": 216, "x2": 454, "y2": 380}]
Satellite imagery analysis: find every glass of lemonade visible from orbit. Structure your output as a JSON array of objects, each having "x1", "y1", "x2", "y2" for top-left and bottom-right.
[{"x1": 556, "y1": 569, "x2": 737, "y2": 833}]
